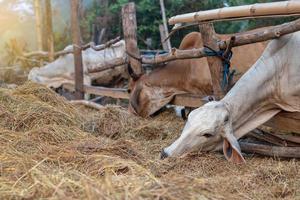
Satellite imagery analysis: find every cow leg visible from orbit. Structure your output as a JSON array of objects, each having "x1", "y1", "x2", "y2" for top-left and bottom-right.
[{"x1": 250, "y1": 129, "x2": 300, "y2": 147}]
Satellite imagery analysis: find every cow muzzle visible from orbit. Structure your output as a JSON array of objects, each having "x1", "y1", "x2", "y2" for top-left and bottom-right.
[{"x1": 160, "y1": 148, "x2": 169, "y2": 160}]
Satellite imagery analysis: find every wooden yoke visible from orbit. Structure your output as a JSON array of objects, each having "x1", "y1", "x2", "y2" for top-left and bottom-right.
[
  {"x1": 199, "y1": 23, "x2": 224, "y2": 98},
  {"x1": 122, "y1": 3, "x2": 143, "y2": 76}
]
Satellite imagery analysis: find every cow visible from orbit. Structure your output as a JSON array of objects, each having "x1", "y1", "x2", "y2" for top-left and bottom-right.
[
  {"x1": 28, "y1": 40, "x2": 128, "y2": 89},
  {"x1": 161, "y1": 32, "x2": 300, "y2": 164},
  {"x1": 128, "y1": 32, "x2": 266, "y2": 117}
]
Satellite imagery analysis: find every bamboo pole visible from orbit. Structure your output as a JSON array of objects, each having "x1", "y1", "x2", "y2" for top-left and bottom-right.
[
  {"x1": 70, "y1": 0, "x2": 84, "y2": 100},
  {"x1": 45, "y1": 0, "x2": 54, "y2": 61},
  {"x1": 159, "y1": 0, "x2": 171, "y2": 51},
  {"x1": 169, "y1": 1, "x2": 300, "y2": 25}
]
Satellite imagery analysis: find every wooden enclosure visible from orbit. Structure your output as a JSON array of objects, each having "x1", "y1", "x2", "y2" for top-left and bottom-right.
[{"x1": 74, "y1": 2, "x2": 300, "y2": 134}]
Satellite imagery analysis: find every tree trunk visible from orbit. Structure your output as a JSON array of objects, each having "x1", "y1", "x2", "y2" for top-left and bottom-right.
[
  {"x1": 33, "y1": 0, "x2": 43, "y2": 66},
  {"x1": 159, "y1": 0, "x2": 171, "y2": 51},
  {"x1": 122, "y1": 3, "x2": 143, "y2": 76},
  {"x1": 34, "y1": 0, "x2": 43, "y2": 52},
  {"x1": 45, "y1": 0, "x2": 54, "y2": 61}
]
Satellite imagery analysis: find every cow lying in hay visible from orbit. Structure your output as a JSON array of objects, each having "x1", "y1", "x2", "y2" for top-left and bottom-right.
[
  {"x1": 162, "y1": 32, "x2": 300, "y2": 164},
  {"x1": 28, "y1": 40, "x2": 127, "y2": 89},
  {"x1": 128, "y1": 32, "x2": 266, "y2": 117}
]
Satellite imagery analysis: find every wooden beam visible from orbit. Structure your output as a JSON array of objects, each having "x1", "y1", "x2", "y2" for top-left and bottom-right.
[
  {"x1": 45, "y1": 0, "x2": 54, "y2": 61},
  {"x1": 24, "y1": 37, "x2": 121, "y2": 58},
  {"x1": 88, "y1": 57, "x2": 127, "y2": 73},
  {"x1": 218, "y1": 19, "x2": 300, "y2": 49},
  {"x1": 63, "y1": 83, "x2": 129, "y2": 99},
  {"x1": 62, "y1": 83, "x2": 206, "y2": 106},
  {"x1": 240, "y1": 142, "x2": 300, "y2": 158},
  {"x1": 169, "y1": 1, "x2": 300, "y2": 25},
  {"x1": 199, "y1": 23, "x2": 224, "y2": 98},
  {"x1": 70, "y1": 0, "x2": 84, "y2": 100},
  {"x1": 141, "y1": 47, "x2": 208, "y2": 64},
  {"x1": 122, "y1": 3, "x2": 143, "y2": 75}
]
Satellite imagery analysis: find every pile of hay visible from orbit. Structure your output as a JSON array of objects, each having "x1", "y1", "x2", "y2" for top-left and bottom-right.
[{"x1": 0, "y1": 82, "x2": 299, "y2": 199}]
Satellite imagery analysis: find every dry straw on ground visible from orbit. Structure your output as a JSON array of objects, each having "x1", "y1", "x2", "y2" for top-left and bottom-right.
[{"x1": 0, "y1": 82, "x2": 299, "y2": 199}]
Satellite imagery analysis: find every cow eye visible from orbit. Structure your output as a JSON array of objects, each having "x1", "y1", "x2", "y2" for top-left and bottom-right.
[
  {"x1": 127, "y1": 89, "x2": 131, "y2": 94},
  {"x1": 224, "y1": 115, "x2": 229, "y2": 123},
  {"x1": 203, "y1": 133, "x2": 213, "y2": 138}
]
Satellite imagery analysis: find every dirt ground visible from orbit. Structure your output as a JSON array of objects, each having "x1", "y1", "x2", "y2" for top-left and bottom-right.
[{"x1": 0, "y1": 82, "x2": 299, "y2": 200}]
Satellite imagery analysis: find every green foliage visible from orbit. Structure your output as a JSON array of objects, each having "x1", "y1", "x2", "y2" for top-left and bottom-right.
[
  {"x1": 68, "y1": 0, "x2": 299, "y2": 50},
  {"x1": 53, "y1": 26, "x2": 72, "y2": 51}
]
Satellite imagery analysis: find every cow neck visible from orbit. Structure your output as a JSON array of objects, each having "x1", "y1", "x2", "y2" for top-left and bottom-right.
[{"x1": 220, "y1": 54, "x2": 281, "y2": 139}]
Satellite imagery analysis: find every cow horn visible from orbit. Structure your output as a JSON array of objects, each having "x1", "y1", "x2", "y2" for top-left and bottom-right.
[{"x1": 127, "y1": 64, "x2": 142, "y2": 81}]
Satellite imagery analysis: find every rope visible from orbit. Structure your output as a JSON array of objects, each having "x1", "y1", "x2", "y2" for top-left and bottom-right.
[{"x1": 203, "y1": 45, "x2": 235, "y2": 91}]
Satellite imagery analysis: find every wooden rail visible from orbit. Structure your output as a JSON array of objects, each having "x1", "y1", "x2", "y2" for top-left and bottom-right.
[
  {"x1": 62, "y1": 83, "x2": 206, "y2": 107},
  {"x1": 141, "y1": 18, "x2": 300, "y2": 65},
  {"x1": 24, "y1": 37, "x2": 121, "y2": 59}
]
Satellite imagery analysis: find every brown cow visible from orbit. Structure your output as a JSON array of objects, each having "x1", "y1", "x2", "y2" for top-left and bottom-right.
[{"x1": 128, "y1": 32, "x2": 266, "y2": 117}]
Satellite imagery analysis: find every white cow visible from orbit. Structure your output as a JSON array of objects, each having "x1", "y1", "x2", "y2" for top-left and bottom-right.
[
  {"x1": 28, "y1": 40, "x2": 127, "y2": 89},
  {"x1": 162, "y1": 32, "x2": 300, "y2": 164}
]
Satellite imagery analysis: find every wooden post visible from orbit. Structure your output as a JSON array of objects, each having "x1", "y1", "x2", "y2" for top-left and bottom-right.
[
  {"x1": 199, "y1": 23, "x2": 224, "y2": 98},
  {"x1": 45, "y1": 0, "x2": 54, "y2": 61},
  {"x1": 159, "y1": 24, "x2": 169, "y2": 51},
  {"x1": 122, "y1": 3, "x2": 143, "y2": 75},
  {"x1": 159, "y1": 0, "x2": 171, "y2": 51},
  {"x1": 70, "y1": 0, "x2": 84, "y2": 100}
]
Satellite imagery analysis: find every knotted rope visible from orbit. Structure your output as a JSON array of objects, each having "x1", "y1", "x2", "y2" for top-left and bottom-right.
[{"x1": 204, "y1": 46, "x2": 235, "y2": 90}]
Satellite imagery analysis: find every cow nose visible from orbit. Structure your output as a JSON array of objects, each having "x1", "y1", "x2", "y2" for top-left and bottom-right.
[
  {"x1": 160, "y1": 148, "x2": 169, "y2": 160},
  {"x1": 128, "y1": 105, "x2": 137, "y2": 115}
]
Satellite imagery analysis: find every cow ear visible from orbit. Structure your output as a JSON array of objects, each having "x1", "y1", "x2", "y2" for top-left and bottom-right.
[{"x1": 223, "y1": 133, "x2": 245, "y2": 164}]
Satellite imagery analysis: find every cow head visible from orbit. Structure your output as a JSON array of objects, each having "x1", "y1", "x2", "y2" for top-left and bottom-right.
[
  {"x1": 161, "y1": 101, "x2": 245, "y2": 164},
  {"x1": 128, "y1": 78, "x2": 176, "y2": 117},
  {"x1": 127, "y1": 65, "x2": 175, "y2": 117}
]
